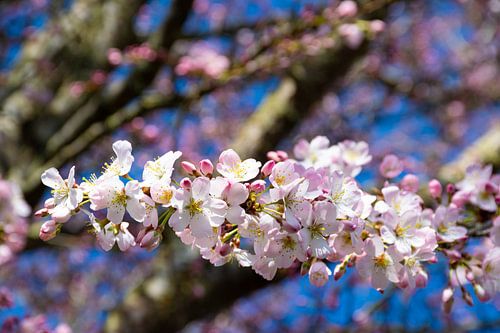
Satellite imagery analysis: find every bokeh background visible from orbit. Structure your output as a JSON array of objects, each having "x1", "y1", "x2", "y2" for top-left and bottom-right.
[{"x1": 0, "y1": 0, "x2": 499, "y2": 331}]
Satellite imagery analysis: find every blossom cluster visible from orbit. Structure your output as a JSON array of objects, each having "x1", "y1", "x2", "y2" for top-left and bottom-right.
[
  {"x1": 37, "y1": 137, "x2": 499, "y2": 306},
  {"x1": 0, "y1": 177, "x2": 30, "y2": 267},
  {"x1": 175, "y1": 43, "x2": 229, "y2": 78}
]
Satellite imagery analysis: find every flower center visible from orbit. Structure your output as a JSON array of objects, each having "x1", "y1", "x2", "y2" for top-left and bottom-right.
[
  {"x1": 159, "y1": 188, "x2": 173, "y2": 203},
  {"x1": 437, "y1": 224, "x2": 448, "y2": 235},
  {"x1": 342, "y1": 232, "x2": 352, "y2": 244},
  {"x1": 230, "y1": 164, "x2": 247, "y2": 179},
  {"x1": 395, "y1": 224, "x2": 409, "y2": 237},
  {"x1": 186, "y1": 198, "x2": 203, "y2": 217},
  {"x1": 147, "y1": 160, "x2": 165, "y2": 179},
  {"x1": 309, "y1": 224, "x2": 325, "y2": 238},
  {"x1": 112, "y1": 191, "x2": 128, "y2": 207},
  {"x1": 373, "y1": 253, "x2": 391, "y2": 269},
  {"x1": 52, "y1": 186, "x2": 69, "y2": 201},
  {"x1": 331, "y1": 190, "x2": 345, "y2": 203},
  {"x1": 405, "y1": 257, "x2": 417, "y2": 268},
  {"x1": 281, "y1": 236, "x2": 297, "y2": 250},
  {"x1": 343, "y1": 150, "x2": 359, "y2": 164},
  {"x1": 275, "y1": 175, "x2": 286, "y2": 186}
]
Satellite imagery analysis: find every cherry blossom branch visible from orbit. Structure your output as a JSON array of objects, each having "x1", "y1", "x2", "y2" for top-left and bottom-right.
[{"x1": 35, "y1": 137, "x2": 499, "y2": 312}]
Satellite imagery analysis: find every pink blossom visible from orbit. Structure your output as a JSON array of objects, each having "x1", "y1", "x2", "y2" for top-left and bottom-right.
[
  {"x1": 357, "y1": 237, "x2": 401, "y2": 290},
  {"x1": 41, "y1": 166, "x2": 83, "y2": 211},
  {"x1": 309, "y1": 261, "x2": 332, "y2": 287},
  {"x1": 338, "y1": 140, "x2": 372, "y2": 177},
  {"x1": 298, "y1": 201, "x2": 338, "y2": 259},
  {"x1": 39, "y1": 220, "x2": 58, "y2": 241},
  {"x1": 451, "y1": 190, "x2": 470, "y2": 208},
  {"x1": 370, "y1": 20, "x2": 386, "y2": 33},
  {"x1": 169, "y1": 177, "x2": 227, "y2": 237},
  {"x1": 92, "y1": 220, "x2": 136, "y2": 252},
  {"x1": 210, "y1": 177, "x2": 249, "y2": 225},
  {"x1": 339, "y1": 24, "x2": 364, "y2": 49},
  {"x1": 249, "y1": 180, "x2": 266, "y2": 193},
  {"x1": 428, "y1": 179, "x2": 442, "y2": 198},
  {"x1": 432, "y1": 205, "x2": 467, "y2": 242},
  {"x1": 481, "y1": 247, "x2": 500, "y2": 297},
  {"x1": 88, "y1": 177, "x2": 145, "y2": 223},
  {"x1": 442, "y1": 287, "x2": 454, "y2": 313},
  {"x1": 336, "y1": 1, "x2": 357, "y2": 17},
  {"x1": 107, "y1": 48, "x2": 122, "y2": 65},
  {"x1": 199, "y1": 159, "x2": 214, "y2": 176},
  {"x1": 379, "y1": 154, "x2": 404, "y2": 178},
  {"x1": 261, "y1": 160, "x2": 275, "y2": 177},
  {"x1": 217, "y1": 149, "x2": 261, "y2": 182},
  {"x1": 401, "y1": 174, "x2": 419, "y2": 193},
  {"x1": 136, "y1": 228, "x2": 161, "y2": 251}
]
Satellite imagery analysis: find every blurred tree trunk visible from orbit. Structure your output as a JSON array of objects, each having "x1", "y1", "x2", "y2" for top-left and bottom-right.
[{"x1": 438, "y1": 121, "x2": 500, "y2": 182}]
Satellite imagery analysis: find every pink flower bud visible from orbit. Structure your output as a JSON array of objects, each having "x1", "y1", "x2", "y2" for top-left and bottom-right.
[
  {"x1": 137, "y1": 229, "x2": 161, "y2": 251},
  {"x1": 339, "y1": 23, "x2": 364, "y2": 49},
  {"x1": 379, "y1": 154, "x2": 403, "y2": 178},
  {"x1": 107, "y1": 48, "x2": 122, "y2": 65},
  {"x1": 370, "y1": 20, "x2": 386, "y2": 34},
  {"x1": 218, "y1": 243, "x2": 232, "y2": 257},
  {"x1": 276, "y1": 150, "x2": 288, "y2": 161},
  {"x1": 250, "y1": 180, "x2": 266, "y2": 193},
  {"x1": 52, "y1": 207, "x2": 71, "y2": 223},
  {"x1": 451, "y1": 190, "x2": 470, "y2": 208},
  {"x1": 34, "y1": 208, "x2": 49, "y2": 218},
  {"x1": 266, "y1": 151, "x2": 280, "y2": 162},
  {"x1": 442, "y1": 287, "x2": 454, "y2": 314},
  {"x1": 428, "y1": 179, "x2": 442, "y2": 198},
  {"x1": 199, "y1": 159, "x2": 214, "y2": 176},
  {"x1": 442, "y1": 287, "x2": 453, "y2": 302},
  {"x1": 54, "y1": 323, "x2": 73, "y2": 333},
  {"x1": 446, "y1": 183, "x2": 456, "y2": 194},
  {"x1": 39, "y1": 220, "x2": 58, "y2": 241},
  {"x1": 415, "y1": 270, "x2": 428, "y2": 288},
  {"x1": 180, "y1": 177, "x2": 192, "y2": 190},
  {"x1": 336, "y1": 0, "x2": 357, "y2": 17},
  {"x1": 261, "y1": 160, "x2": 275, "y2": 177},
  {"x1": 473, "y1": 283, "x2": 491, "y2": 302},
  {"x1": 142, "y1": 124, "x2": 159, "y2": 143},
  {"x1": 69, "y1": 82, "x2": 85, "y2": 98},
  {"x1": 396, "y1": 275, "x2": 409, "y2": 289},
  {"x1": 91, "y1": 71, "x2": 107, "y2": 85},
  {"x1": 309, "y1": 261, "x2": 331, "y2": 287},
  {"x1": 44, "y1": 198, "x2": 55, "y2": 209},
  {"x1": 181, "y1": 161, "x2": 197, "y2": 175},
  {"x1": 401, "y1": 174, "x2": 419, "y2": 193},
  {"x1": 444, "y1": 249, "x2": 462, "y2": 261}
]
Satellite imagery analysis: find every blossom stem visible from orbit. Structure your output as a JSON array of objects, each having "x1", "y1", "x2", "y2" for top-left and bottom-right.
[{"x1": 222, "y1": 228, "x2": 239, "y2": 243}]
